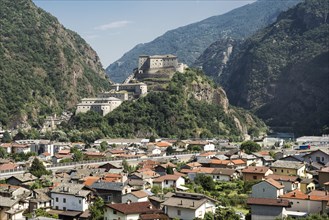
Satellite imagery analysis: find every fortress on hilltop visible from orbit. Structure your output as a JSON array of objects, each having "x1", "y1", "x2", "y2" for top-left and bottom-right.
[{"x1": 135, "y1": 54, "x2": 188, "y2": 79}]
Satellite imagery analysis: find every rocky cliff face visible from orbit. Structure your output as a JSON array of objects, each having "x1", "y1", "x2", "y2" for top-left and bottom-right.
[
  {"x1": 0, "y1": 0, "x2": 110, "y2": 127},
  {"x1": 216, "y1": 0, "x2": 329, "y2": 135}
]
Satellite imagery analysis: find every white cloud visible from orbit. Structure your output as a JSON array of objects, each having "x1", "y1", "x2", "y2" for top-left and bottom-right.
[{"x1": 95, "y1": 20, "x2": 132, "y2": 31}]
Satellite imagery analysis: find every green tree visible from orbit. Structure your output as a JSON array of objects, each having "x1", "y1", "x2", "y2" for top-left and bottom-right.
[
  {"x1": 25, "y1": 208, "x2": 58, "y2": 219},
  {"x1": 166, "y1": 165, "x2": 174, "y2": 174},
  {"x1": 71, "y1": 147, "x2": 84, "y2": 162},
  {"x1": 194, "y1": 173, "x2": 215, "y2": 191},
  {"x1": 215, "y1": 207, "x2": 240, "y2": 220},
  {"x1": 99, "y1": 141, "x2": 108, "y2": 152},
  {"x1": 90, "y1": 197, "x2": 104, "y2": 220},
  {"x1": 166, "y1": 146, "x2": 174, "y2": 155},
  {"x1": 2, "y1": 131, "x2": 12, "y2": 143},
  {"x1": 240, "y1": 141, "x2": 261, "y2": 154},
  {"x1": 122, "y1": 159, "x2": 135, "y2": 173},
  {"x1": 204, "y1": 212, "x2": 215, "y2": 220},
  {"x1": 29, "y1": 158, "x2": 51, "y2": 178},
  {"x1": 0, "y1": 147, "x2": 8, "y2": 158},
  {"x1": 149, "y1": 135, "x2": 156, "y2": 143},
  {"x1": 151, "y1": 185, "x2": 161, "y2": 196}
]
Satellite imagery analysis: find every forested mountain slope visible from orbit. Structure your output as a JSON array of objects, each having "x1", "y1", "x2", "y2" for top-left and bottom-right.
[
  {"x1": 217, "y1": 0, "x2": 329, "y2": 135},
  {"x1": 0, "y1": 0, "x2": 110, "y2": 128}
]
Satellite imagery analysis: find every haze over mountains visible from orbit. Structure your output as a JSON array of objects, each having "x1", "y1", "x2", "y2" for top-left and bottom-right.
[{"x1": 106, "y1": 0, "x2": 301, "y2": 83}]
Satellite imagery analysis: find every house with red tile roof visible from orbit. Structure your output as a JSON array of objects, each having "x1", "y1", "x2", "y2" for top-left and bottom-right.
[
  {"x1": 209, "y1": 159, "x2": 246, "y2": 170},
  {"x1": 242, "y1": 166, "x2": 273, "y2": 181},
  {"x1": 104, "y1": 201, "x2": 164, "y2": 220},
  {"x1": 266, "y1": 174, "x2": 300, "y2": 193},
  {"x1": 280, "y1": 189, "x2": 329, "y2": 214}
]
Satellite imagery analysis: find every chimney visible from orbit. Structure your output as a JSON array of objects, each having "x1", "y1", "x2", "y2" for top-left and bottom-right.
[
  {"x1": 127, "y1": 200, "x2": 131, "y2": 204},
  {"x1": 192, "y1": 201, "x2": 195, "y2": 207},
  {"x1": 148, "y1": 204, "x2": 153, "y2": 209},
  {"x1": 293, "y1": 192, "x2": 296, "y2": 197},
  {"x1": 308, "y1": 195, "x2": 310, "y2": 200},
  {"x1": 180, "y1": 200, "x2": 183, "y2": 205}
]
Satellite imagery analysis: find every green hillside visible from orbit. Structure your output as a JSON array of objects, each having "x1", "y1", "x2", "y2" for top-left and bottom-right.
[
  {"x1": 0, "y1": 0, "x2": 110, "y2": 128},
  {"x1": 67, "y1": 69, "x2": 267, "y2": 141},
  {"x1": 217, "y1": 0, "x2": 329, "y2": 135}
]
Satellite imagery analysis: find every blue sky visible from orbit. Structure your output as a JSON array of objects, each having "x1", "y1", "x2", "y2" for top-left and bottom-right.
[{"x1": 33, "y1": 0, "x2": 254, "y2": 67}]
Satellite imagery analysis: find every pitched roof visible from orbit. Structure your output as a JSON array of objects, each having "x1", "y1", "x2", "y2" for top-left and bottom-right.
[
  {"x1": 162, "y1": 197, "x2": 213, "y2": 210},
  {"x1": 271, "y1": 161, "x2": 305, "y2": 169},
  {"x1": 106, "y1": 201, "x2": 159, "y2": 214},
  {"x1": 266, "y1": 174, "x2": 299, "y2": 182},
  {"x1": 0, "y1": 196, "x2": 20, "y2": 207},
  {"x1": 91, "y1": 181, "x2": 126, "y2": 191},
  {"x1": 242, "y1": 166, "x2": 270, "y2": 174},
  {"x1": 131, "y1": 190, "x2": 149, "y2": 198},
  {"x1": 51, "y1": 183, "x2": 90, "y2": 197},
  {"x1": 153, "y1": 175, "x2": 182, "y2": 183},
  {"x1": 82, "y1": 177, "x2": 100, "y2": 186},
  {"x1": 247, "y1": 198, "x2": 290, "y2": 207},
  {"x1": 0, "y1": 163, "x2": 18, "y2": 171},
  {"x1": 212, "y1": 168, "x2": 236, "y2": 176},
  {"x1": 180, "y1": 167, "x2": 214, "y2": 174},
  {"x1": 8, "y1": 173, "x2": 37, "y2": 182},
  {"x1": 265, "y1": 178, "x2": 284, "y2": 189},
  {"x1": 280, "y1": 189, "x2": 329, "y2": 202}
]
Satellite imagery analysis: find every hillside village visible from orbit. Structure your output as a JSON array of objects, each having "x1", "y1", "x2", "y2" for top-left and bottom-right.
[{"x1": 0, "y1": 134, "x2": 328, "y2": 220}]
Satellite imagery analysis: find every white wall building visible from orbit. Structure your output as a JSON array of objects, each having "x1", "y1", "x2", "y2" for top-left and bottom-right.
[{"x1": 50, "y1": 183, "x2": 92, "y2": 212}]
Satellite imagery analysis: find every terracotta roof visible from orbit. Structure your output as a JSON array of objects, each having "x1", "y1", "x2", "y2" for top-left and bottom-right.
[
  {"x1": 266, "y1": 174, "x2": 299, "y2": 182},
  {"x1": 210, "y1": 159, "x2": 246, "y2": 165},
  {"x1": 199, "y1": 152, "x2": 216, "y2": 157},
  {"x1": 157, "y1": 162, "x2": 177, "y2": 169},
  {"x1": 42, "y1": 152, "x2": 51, "y2": 156},
  {"x1": 153, "y1": 175, "x2": 182, "y2": 183},
  {"x1": 242, "y1": 166, "x2": 270, "y2": 174},
  {"x1": 140, "y1": 213, "x2": 169, "y2": 220},
  {"x1": 11, "y1": 143, "x2": 30, "y2": 148},
  {"x1": 0, "y1": 143, "x2": 12, "y2": 148},
  {"x1": 106, "y1": 201, "x2": 159, "y2": 214},
  {"x1": 109, "y1": 149, "x2": 125, "y2": 154},
  {"x1": 0, "y1": 163, "x2": 18, "y2": 171},
  {"x1": 58, "y1": 150, "x2": 70, "y2": 154},
  {"x1": 84, "y1": 152, "x2": 106, "y2": 156},
  {"x1": 280, "y1": 190, "x2": 308, "y2": 200},
  {"x1": 185, "y1": 162, "x2": 202, "y2": 168},
  {"x1": 156, "y1": 142, "x2": 172, "y2": 147},
  {"x1": 83, "y1": 177, "x2": 100, "y2": 186},
  {"x1": 247, "y1": 198, "x2": 290, "y2": 207},
  {"x1": 265, "y1": 178, "x2": 285, "y2": 189},
  {"x1": 180, "y1": 167, "x2": 214, "y2": 174}
]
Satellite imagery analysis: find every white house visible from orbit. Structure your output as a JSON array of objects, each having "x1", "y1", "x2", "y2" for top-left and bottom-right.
[
  {"x1": 303, "y1": 149, "x2": 329, "y2": 165},
  {"x1": 121, "y1": 190, "x2": 151, "y2": 203},
  {"x1": 251, "y1": 178, "x2": 284, "y2": 199},
  {"x1": 0, "y1": 196, "x2": 28, "y2": 220},
  {"x1": 50, "y1": 183, "x2": 92, "y2": 212},
  {"x1": 162, "y1": 192, "x2": 217, "y2": 220},
  {"x1": 280, "y1": 190, "x2": 329, "y2": 214},
  {"x1": 153, "y1": 175, "x2": 185, "y2": 190},
  {"x1": 203, "y1": 143, "x2": 215, "y2": 151}
]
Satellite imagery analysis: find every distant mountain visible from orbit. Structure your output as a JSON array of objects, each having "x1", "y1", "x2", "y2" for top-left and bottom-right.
[
  {"x1": 70, "y1": 69, "x2": 267, "y2": 140},
  {"x1": 0, "y1": 0, "x2": 110, "y2": 128},
  {"x1": 213, "y1": 0, "x2": 329, "y2": 135},
  {"x1": 106, "y1": 0, "x2": 301, "y2": 83}
]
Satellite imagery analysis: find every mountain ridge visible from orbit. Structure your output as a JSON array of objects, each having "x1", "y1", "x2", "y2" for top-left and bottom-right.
[{"x1": 106, "y1": 0, "x2": 301, "y2": 83}]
